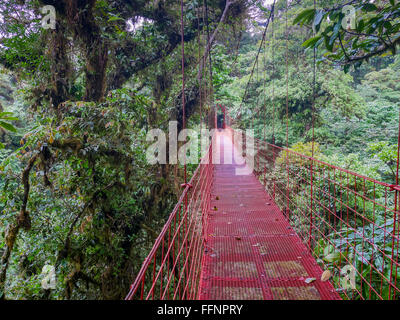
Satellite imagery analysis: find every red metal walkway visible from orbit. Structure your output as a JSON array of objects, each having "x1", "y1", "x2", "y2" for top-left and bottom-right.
[{"x1": 199, "y1": 132, "x2": 340, "y2": 300}]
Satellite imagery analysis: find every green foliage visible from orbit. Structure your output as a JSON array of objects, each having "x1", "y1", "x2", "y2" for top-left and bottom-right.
[
  {"x1": 0, "y1": 89, "x2": 174, "y2": 299},
  {"x1": 0, "y1": 112, "x2": 18, "y2": 149},
  {"x1": 264, "y1": 143, "x2": 397, "y2": 300},
  {"x1": 0, "y1": 0, "x2": 399, "y2": 301},
  {"x1": 320, "y1": 69, "x2": 366, "y2": 119},
  {"x1": 291, "y1": 141, "x2": 321, "y2": 157},
  {"x1": 362, "y1": 68, "x2": 400, "y2": 102},
  {"x1": 295, "y1": 1, "x2": 400, "y2": 70},
  {"x1": 212, "y1": 44, "x2": 236, "y2": 93},
  {"x1": 0, "y1": 0, "x2": 242, "y2": 299},
  {"x1": 223, "y1": 3, "x2": 366, "y2": 146},
  {"x1": 368, "y1": 141, "x2": 398, "y2": 180},
  {"x1": 330, "y1": 219, "x2": 400, "y2": 300},
  {"x1": 276, "y1": 141, "x2": 321, "y2": 165},
  {"x1": 1, "y1": 22, "x2": 48, "y2": 78}
]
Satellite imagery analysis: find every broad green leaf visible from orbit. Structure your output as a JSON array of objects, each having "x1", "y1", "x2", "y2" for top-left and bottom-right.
[
  {"x1": 324, "y1": 252, "x2": 341, "y2": 263},
  {"x1": 293, "y1": 9, "x2": 315, "y2": 25},
  {"x1": 0, "y1": 121, "x2": 17, "y2": 132},
  {"x1": 108, "y1": 15, "x2": 123, "y2": 22},
  {"x1": 362, "y1": 3, "x2": 378, "y2": 12},
  {"x1": 324, "y1": 35, "x2": 333, "y2": 52},
  {"x1": 0, "y1": 112, "x2": 14, "y2": 117},
  {"x1": 356, "y1": 19, "x2": 365, "y2": 33},
  {"x1": 313, "y1": 10, "x2": 324, "y2": 32},
  {"x1": 302, "y1": 35, "x2": 322, "y2": 48}
]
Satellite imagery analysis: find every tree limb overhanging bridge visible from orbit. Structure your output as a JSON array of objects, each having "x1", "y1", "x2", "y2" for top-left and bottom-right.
[{"x1": 125, "y1": 1, "x2": 400, "y2": 300}]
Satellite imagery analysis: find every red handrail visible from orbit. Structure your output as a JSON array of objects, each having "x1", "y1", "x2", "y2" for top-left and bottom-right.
[
  {"x1": 126, "y1": 146, "x2": 214, "y2": 300},
  {"x1": 233, "y1": 128, "x2": 400, "y2": 300}
]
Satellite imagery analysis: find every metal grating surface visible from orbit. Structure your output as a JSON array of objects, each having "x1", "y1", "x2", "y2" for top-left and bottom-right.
[{"x1": 199, "y1": 132, "x2": 340, "y2": 300}]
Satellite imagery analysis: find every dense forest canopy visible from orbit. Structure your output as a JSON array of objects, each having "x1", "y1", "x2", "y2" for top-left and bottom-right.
[{"x1": 0, "y1": 0, "x2": 399, "y2": 300}]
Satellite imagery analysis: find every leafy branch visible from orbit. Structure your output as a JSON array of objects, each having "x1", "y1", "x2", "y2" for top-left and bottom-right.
[{"x1": 294, "y1": 1, "x2": 400, "y2": 71}]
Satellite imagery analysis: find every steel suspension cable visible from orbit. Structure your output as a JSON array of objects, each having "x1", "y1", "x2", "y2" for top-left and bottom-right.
[
  {"x1": 311, "y1": 0, "x2": 317, "y2": 158},
  {"x1": 263, "y1": 22, "x2": 267, "y2": 142},
  {"x1": 234, "y1": 0, "x2": 276, "y2": 121},
  {"x1": 198, "y1": 11, "x2": 202, "y2": 129},
  {"x1": 204, "y1": 0, "x2": 215, "y2": 127},
  {"x1": 197, "y1": 2, "x2": 205, "y2": 133},
  {"x1": 179, "y1": 1, "x2": 188, "y2": 298},
  {"x1": 180, "y1": 0, "x2": 187, "y2": 185},
  {"x1": 253, "y1": 58, "x2": 258, "y2": 130},
  {"x1": 389, "y1": 100, "x2": 400, "y2": 299},
  {"x1": 309, "y1": 0, "x2": 317, "y2": 249},
  {"x1": 271, "y1": 10, "x2": 275, "y2": 145},
  {"x1": 271, "y1": 9, "x2": 276, "y2": 199},
  {"x1": 285, "y1": 3, "x2": 289, "y2": 152},
  {"x1": 231, "y1": 27, "x2": 244, "y2": 73},
  {"x1": 262, "y1": 15, "x2": 267, "y2": 185},
  {"x1": 285, "y1": 0, "x2": 290, "y2": 218},
  {"x1": 197, "y1": 0, "x2": 206, "y2": 233}
]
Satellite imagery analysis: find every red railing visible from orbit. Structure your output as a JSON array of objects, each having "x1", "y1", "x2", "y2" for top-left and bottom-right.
[
  {"x1": 125, "y1": 147, "x2": 214, "y2": 300},
  {"x1": 126, "y1": 118, "x2": 399, "y2": 300},
  {"x1": 234, "y1": 129, "x2": 400, "y2": 300}
]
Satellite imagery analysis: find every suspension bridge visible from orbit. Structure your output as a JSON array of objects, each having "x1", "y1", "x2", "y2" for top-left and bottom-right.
[
  {"x1": 125, "y1": 0, "x2": 400, "y2": 300},
  {"x1": 125, "y1": 115, "x2": 400, "y2": 300}
]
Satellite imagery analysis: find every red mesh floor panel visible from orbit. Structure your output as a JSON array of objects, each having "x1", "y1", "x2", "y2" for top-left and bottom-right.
[{"x1": 199, "y1": 132, "x2": 340, "y2": 300}]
